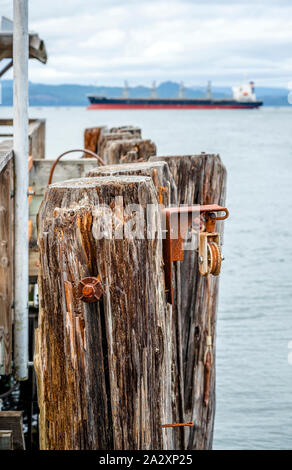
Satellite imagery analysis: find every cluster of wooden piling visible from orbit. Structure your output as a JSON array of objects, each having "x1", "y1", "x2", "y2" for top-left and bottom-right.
[
  {"x1": 84, "y1": 125, "x2": 156, "y2": 164},
  {"x1": 33, "y1": 125, "x2": 226, "y2": 450}
]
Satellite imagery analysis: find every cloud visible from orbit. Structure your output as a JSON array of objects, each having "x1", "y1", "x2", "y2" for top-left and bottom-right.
[{"x1": 1, "y1": 0, "x2": 292, "y2": 87}]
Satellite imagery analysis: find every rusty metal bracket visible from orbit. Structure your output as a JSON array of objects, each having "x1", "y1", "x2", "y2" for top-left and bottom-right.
[
  {"x1": 162, "y1": 204, "x2": 229, "y2": 304},
  {"x1": 77, "y1": 276, "x2": 103, "y2": 303}
]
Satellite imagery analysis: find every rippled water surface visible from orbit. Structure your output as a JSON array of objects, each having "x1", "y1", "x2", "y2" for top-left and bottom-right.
[{"x1": 1, "y1": 105, "x2": 291, "y2": 450}]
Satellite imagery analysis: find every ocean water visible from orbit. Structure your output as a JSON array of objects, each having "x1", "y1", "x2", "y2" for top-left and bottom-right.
[{"x1": 1, "y1": 105, "x2": 291, "y2": 450}]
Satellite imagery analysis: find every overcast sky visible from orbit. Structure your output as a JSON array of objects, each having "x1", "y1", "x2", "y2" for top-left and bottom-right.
[{"x1": 1, "y1": 0, "x2": 292, "y2": 87}]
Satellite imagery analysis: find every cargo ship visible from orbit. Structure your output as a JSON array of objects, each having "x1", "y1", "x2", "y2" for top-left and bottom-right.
[{"x1": 87, "y1": 81, "x2": 263, "y2": 110}]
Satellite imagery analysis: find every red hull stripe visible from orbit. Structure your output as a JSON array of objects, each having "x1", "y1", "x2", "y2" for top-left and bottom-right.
[{"x1": 87, "y1": 104, "x2": 258, "y2": 110}]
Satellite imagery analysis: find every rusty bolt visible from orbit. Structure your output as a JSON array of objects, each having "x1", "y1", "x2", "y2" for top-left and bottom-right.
[{"x1": 77, "y1": 276, "x2": 103, "y2": 303}]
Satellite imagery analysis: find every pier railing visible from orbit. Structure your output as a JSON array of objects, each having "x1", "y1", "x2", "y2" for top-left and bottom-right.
[{"x1": 0, "y1": 119, "x2": 46, "y2": 160}]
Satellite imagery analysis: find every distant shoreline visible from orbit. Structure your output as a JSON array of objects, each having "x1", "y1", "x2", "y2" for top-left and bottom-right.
[{"x1": 0, "y1": 80, "x2": 289, "y2": 107}]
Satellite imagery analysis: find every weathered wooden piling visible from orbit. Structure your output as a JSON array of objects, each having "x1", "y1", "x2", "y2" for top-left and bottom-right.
[
  {"x1": 109, "y1": 126, "x2": 141, "y2": 137},
  {"x1": 83, "y1": 126, "x2": 106, "y2": 155},
  {"x1": 35, "y1": 176, "x2": 176, "y2": 450},
  {"x1": 84, "y1": 125, "x2": 156, "y2": 165},
  {"x1": 87, "y1": 154, "x2": 227, "y2": 449},
  {"x1": 95, "y1": 126, "x2": 156, "y2": 165},
  {"x1": 98, "y1": 133, "x2": 133, "y2": 159},
  {"x1": 86, "y1": 161, "x2": 185, "y2": 449},
  {"x1": 150, "y1": 154, "x2": 227, "y2": 449},
  {"x1": 103, "y1": 139, "x2": 156, "y2": 165}
]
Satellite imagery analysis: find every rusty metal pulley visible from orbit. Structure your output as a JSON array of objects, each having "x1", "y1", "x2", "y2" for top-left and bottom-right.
[
  {"x1": 162, "y1": 204, "x2": 229, "y2": 304},
  {"x1": 198, "y1": 231, "x2": 222, "y2": 277},
  {"x1": 206, "y1": 241, "x2": 222, "y2": 276}
]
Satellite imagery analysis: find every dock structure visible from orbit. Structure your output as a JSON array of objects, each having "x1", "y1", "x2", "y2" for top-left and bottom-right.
[
  {"x1": 31, "y1": 126, "x2": 227, "y2": 450},
  {"x1": 1, "y1": 117, "x2": 227, "y2": 449},
  {"x1": 0, "y1": 6, "x2": 228, "y2": 451}
]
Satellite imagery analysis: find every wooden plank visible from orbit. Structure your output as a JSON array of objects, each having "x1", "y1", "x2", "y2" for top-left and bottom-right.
[
  {"x1": 29, "y1": 158, "x2": 99, "y2": 196},
  {"x1": 0, "y1": 148, "x2": 14, "y2": 375},
  {"x1": 0, "y1": 120, "x2": 46, "y2": 160},
  {"x1": 0, "y1": 430, "x2": 13, "y2": 450},
  {"x1": 0, "y1": 119, "x2": 46, "y2": 159},
  {"x1": 0, "y1": 141, "x2": 13, "y2": 172},
  {"x1": 0, "y1": 412, "x2": 25, "y2": 449},
  {"x1": 35, "y1": 175, "x2": 175, "y2": 450},
  {"x1": 28, "y1": 119, "x2": 45, "y2": 159},
  {"x1": 0, "y1": 119, "x2": 13, "y2": 126},
  {"x1": 0, "y1": 32, "x2": 47, "y2": 63},
  {"x1": 29, "y1": 249, "x2": 39, "y2": 280}
]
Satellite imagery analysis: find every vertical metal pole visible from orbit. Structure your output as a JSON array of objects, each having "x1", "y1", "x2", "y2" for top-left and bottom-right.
[{"x1": 13, "y1": 0, "x2": 29, "y2": 380}]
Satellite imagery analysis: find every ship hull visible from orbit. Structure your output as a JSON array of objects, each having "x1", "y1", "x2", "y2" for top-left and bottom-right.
[
  {"x1": 88, "y1": 103, "x2": 261, "y2": 109},
  {"x1": 87, "y1": 96, "x2": 263, "y2": 110}
]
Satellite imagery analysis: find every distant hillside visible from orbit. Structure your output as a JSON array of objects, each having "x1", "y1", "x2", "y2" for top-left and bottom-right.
[{"x1": 0, "y1": 80, "x2": 289, "y2": 106}]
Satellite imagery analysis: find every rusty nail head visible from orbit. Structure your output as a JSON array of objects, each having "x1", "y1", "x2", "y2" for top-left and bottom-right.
[{"x1": 78, "y1": 276, "x2": 103, "y2": 303}]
